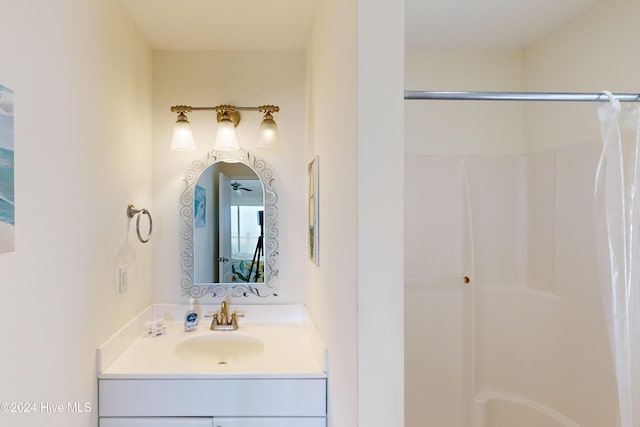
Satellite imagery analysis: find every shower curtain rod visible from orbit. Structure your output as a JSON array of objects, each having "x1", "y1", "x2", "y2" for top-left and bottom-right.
[{"x1": 404, "y1": 90, "x2": 640, "y2": 103}]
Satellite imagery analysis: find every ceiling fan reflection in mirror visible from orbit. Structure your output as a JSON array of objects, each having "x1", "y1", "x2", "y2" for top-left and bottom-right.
[{"x1": 231, "y1": 181, "x2": 253, "y2": 192}]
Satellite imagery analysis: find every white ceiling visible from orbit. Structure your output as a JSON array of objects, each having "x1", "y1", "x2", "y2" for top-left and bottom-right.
[{"x1": 120, "y1": 0, "x2": 601, "y2": 51}]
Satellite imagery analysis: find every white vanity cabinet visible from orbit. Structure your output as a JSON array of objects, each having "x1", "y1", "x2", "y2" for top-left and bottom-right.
[
  {"x1": 100, "y1": 418, "x2": 213, "y2": 427},
  {"x1": 98, "y1": 378, "x2": 327, "y2": 426},
  {"x1": 100, "y1": 418, "x2": 325, "y2": 427}
]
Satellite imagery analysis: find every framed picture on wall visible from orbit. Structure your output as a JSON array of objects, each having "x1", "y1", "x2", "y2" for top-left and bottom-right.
[
  {"x1": 0, "y1": 84, "x2": 14, "y2": 253},
  {"x1": 194, "y1": 184, "x2": 206, "y2": 228},
  {"x1": 308, "y1": 156, "x2": 319, "y2": 265}
]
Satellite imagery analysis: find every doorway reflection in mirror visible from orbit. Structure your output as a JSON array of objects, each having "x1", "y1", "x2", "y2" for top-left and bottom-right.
[{"x1": 193, "y1": 162, "x2": 264, "y2": 284}]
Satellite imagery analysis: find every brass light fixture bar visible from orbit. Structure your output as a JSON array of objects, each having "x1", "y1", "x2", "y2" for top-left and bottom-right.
[
  {"x1": 170, "y1": 104, "x2": 280, "y2": 126},
  {"x1": 170, "y1": 104, "x2": 281, "y2": 152}
]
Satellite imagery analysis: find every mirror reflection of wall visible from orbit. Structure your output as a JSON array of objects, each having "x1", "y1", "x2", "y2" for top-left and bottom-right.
[{"x1": 194, "y1": 161, "x2": 264, "y2": 284}]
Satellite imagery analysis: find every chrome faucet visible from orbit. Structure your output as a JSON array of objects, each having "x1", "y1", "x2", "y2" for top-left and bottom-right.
[{"x1": 210, "y1": 301, "x2": 244, "y2": 331}]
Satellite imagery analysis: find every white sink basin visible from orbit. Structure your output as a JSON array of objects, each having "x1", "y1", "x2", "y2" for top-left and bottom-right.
[{"x1": 175, "y1": 333, "x2": 264, "y2": 365}]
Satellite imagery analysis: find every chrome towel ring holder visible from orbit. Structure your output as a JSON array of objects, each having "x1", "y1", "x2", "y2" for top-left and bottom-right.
[{"x1": 127, "y1": 204, "x2": 153, "y2": 243}]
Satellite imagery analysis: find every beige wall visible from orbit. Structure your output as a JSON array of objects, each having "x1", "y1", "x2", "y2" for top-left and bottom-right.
[
  {"x1": 0, "y1": 1, "x2": 152, "y2": 426},
  {"x1": 406, "y1": 49, "x2": 525, "y2": 156},
  {"x1": 357, "y1": 0, "x2": 405, "y2": 425},
  {"x1": 524, "y1": 0, "x2": 640, "y2": 153},
  {"x1": 151, "y1": 51, "x2": 307, "y2": 304},
  {"x1": 305, "y1": 0, "x2": 359, "y2": 423},
  {"x1": 306, "y1": 0, "x2": 405, "y2": 425}
]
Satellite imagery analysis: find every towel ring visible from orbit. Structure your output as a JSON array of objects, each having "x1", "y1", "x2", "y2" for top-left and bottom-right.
[{"x1": 127, "y1": 204, "x2": 153, "y2": 243}]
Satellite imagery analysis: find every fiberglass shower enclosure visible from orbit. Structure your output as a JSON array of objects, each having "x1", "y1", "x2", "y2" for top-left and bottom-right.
[{"x1": 405, "y1": 91, "x2": 638, "y2": 427}]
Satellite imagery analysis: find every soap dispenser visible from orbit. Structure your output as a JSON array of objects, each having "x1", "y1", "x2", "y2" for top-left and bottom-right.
[{"x1": 184, "y1": 298, "x2": 198, "y2": 332}]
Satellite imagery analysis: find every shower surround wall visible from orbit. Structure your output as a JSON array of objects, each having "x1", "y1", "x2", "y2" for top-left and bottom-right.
[{"x1": 405, "y1": 142, "x2": 617, "y2": 426}]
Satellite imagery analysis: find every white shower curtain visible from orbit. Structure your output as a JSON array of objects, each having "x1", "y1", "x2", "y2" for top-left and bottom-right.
[{"x1": 595, "y1": 93, "x2": 640, "y2": 427}]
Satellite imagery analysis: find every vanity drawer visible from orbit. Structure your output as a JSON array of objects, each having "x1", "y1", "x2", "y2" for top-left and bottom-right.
[
  {"x1": 214, "y1": 417, "x2": 325, "y2": 427},
  {"x1": 100, "y1": 418, "x2": 213, "y2": 427},
  {"x1": 99, "y1": 378, "x2": 327, "y2": 417}
]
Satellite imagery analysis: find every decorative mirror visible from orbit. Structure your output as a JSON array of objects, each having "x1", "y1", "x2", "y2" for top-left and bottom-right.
[{"x1": 180, "y1": 148, "x2": 278, "y2": 298}]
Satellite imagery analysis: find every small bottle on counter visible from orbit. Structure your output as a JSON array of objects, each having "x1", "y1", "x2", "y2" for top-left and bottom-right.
[
  {"x1": 144, "y1": 321, "x2": 154, "y2": 337},
  {"x1": 184, "y1": 298, "x2": 199, "y2": 332},
  {"x1": 154, "y1": 318, "x2": 166, "y2": 336}
]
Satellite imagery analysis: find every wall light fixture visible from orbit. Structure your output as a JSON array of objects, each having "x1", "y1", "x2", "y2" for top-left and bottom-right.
[{"x1": 170, "y1": 104, "x2": 280, "y2": 152}]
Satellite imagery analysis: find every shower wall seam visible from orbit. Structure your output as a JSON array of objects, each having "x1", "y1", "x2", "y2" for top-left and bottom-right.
[{"x1": 462, "y1": 159, "x2": 478, "y2": 426}]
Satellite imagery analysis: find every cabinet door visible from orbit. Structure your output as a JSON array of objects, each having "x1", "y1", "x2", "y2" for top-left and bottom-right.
[
  {"x1": 100, "y1": 418, "x2": 213, "y2": 427},
  {"x1": 213, "y1": 418, "x2": 325, "y2": 427}
]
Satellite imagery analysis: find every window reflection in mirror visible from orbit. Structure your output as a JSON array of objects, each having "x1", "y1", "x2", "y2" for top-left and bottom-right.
[{"x1": 193, "y1": 161, "x2": 264, "y2": 284}]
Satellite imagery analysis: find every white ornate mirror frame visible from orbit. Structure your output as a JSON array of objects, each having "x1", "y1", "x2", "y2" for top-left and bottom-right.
[{"x1": 179, "y1": 148, "x2": 279, "y2": 298}]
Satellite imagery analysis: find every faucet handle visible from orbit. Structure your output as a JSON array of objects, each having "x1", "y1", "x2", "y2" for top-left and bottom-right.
[
  {"x1": 230, "y1": 311, "x2": 244, "y2": 328},
  {"x1": 209, "y1": 312, "x2": 222, "y2": 331}
]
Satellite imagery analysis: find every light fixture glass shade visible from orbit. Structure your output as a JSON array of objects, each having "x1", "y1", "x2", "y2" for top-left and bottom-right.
[
  {"x1": 214, "y1": 115, "x2": 240, "y2": 152},
  {"x1": 257, "y1": 113, "x2": 280, "y2": 150},
  {"x1": 171, "y1": 113, "x2": 196, "y2": 151}
]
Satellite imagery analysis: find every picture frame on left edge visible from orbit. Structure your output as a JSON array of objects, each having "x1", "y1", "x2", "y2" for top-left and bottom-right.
[
  {"x1": 0, "y1": 84, "x2": 15, "y2": 253},
  {"x1": 308, "y1": 156, "x2": 319, "y2": 265}
]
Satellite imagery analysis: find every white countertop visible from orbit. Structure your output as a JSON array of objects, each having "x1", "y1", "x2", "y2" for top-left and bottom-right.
[{"x1": 99, "y1": 313, "x2": 327, "y2": 380}]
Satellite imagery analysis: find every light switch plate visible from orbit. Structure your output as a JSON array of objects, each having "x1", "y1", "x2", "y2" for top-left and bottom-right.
[{"x1": 118, "y1": 265, "x2": 128, "y2": 293}]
